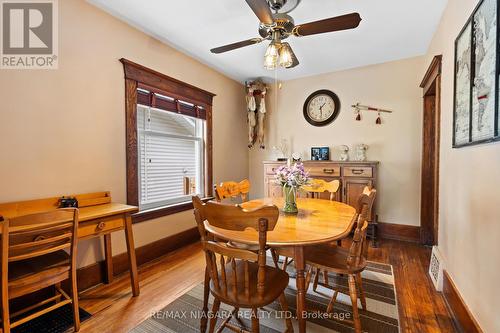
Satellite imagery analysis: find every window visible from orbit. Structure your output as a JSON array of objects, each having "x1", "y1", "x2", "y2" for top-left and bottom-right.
[
  {"x1": 137, "y1": 100, "x2": 205, "y2": 210},
  {"x1": 121, "y1": 59, "x2": 214, "y2": 222}
]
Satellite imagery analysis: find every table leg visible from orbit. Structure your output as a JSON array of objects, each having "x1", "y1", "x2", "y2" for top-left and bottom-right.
[
  {"x1": 104, "y1": 234, "x2": 113, "y2": 284},
  {"x1": 124, "y1": 214, "x2": 140, "y2": 296},
  {"x1": 294, "y1": 246, "x2": 306, "y2": 333}
]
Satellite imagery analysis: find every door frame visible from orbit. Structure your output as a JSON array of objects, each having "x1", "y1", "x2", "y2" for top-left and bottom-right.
[{"x1": 419, "y1": 55, "x2": 442, "y2": 245}]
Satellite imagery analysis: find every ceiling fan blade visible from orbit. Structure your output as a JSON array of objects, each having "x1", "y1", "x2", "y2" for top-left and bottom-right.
[
  {"x1": 245, "y1": 0, "x2": 274, "y2": 25},
  {"x1": 210, "y1": 38, "x2": 264, "y2": 54},
  {"x1": 294, "y1": 13, "x2": 361, "y2": 37}
]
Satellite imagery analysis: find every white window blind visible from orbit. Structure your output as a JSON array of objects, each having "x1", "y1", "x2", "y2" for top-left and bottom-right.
[{"x1": 137, "y1": 104, "x2": 205, "y2": 210}]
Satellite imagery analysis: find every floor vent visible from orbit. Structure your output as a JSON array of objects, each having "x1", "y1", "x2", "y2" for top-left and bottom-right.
[{"x1": 429, "y1": 245, "x2": 444, "y2": 291}]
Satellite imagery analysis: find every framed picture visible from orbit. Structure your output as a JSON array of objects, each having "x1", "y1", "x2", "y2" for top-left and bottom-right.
[
  {"x1": 311, "y1": 147, "x2": 329, "y2": 161},
  {"x1": 453, "y1": 0, "x2": 499, "y2": 147}
]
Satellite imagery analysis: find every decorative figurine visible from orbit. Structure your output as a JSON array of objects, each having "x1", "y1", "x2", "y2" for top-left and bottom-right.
[
  {"x1": 355, "y1": 144, "x2": 369, "y2": 161},
  {"x1": 338, "y1": 145, "x2": 349, "y2": 161}
]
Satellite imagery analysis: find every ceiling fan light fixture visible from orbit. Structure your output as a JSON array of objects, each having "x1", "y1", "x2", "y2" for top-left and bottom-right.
[
  {"x1": 278, "y1": 42, "x2": 293, "y2": 68},
  {"x1": 264, "y1": 41, "x2": 280, "y2": 70}
]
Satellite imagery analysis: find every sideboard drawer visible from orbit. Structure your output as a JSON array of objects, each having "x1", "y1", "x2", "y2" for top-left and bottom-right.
[
  {"x1": 343, "y1": 166, "x2": 373, "y2": 177},
  {"x1": 307, "y1": 165, "x2": 341, "y2": 177},
  {"x1": 264, "y1": 164, "x2": 282, "y2": 175},
  {"x1": 79, "y1": 216, "x2": 125, "y2": 238}
]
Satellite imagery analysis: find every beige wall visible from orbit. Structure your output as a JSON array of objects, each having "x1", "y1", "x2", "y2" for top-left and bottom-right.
[
  {"x1": 0, "y1": 0, "x2": 248, "y2": 267},
  {"x1": 422, "y1": 0, "x2": 500, "y2": 331},
  {"x1": 249, "y1": 56, "x2": 425, "y2": 226}
]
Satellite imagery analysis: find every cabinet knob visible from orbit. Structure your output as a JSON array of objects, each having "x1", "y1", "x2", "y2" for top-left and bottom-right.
[
  {"x1": 323, "y1": 168, "x2": 335, "y2": 174},
  {"x1": 351, "y1": 169, "x2": 364, "y2": 175},
  {"x1": 96, "y1": 222, "x2": 106, "y2": 230}
]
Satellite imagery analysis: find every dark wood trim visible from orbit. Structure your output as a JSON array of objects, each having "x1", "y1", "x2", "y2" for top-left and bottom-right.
[
  {"x1": 206, "y1": 105, "x2": 213, "y2": 197},
  {"x1": 131, "y1": 197, "x2": 214, "y2": 224},
  {"x1": 125, "y1": 79, "x2": 139, "y2": 207},
  {"x1": 420, "y1": 55, "x2": 442, "y2": 246},
  {"x1": 377, "y1": 222, "x2": 421, "y2": 243},
  {"x1": 442, "y1": 271, "x2": 483, "y2": 333},
  {"x1": 72, "y1": 227, "x2": 200, "y2": 292},
  {"x1": 120, "y1": 58, "x2": 215, "y2": 107},
  {"x1": 121, "y1": 59, "x2": 214, "y2": 220},
  {"x1": 420, "y1": 55, "x2": 442, "y2": 94}
]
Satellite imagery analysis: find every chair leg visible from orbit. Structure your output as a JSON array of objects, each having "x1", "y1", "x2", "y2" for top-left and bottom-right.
[
  {"x1": 71, "y1": 280, "x2": 80, "y2": 331},
  {"x1": 208, "y1": 298, "x2": 221, "y2": 333},
  {"x1": 282, "y1": 257, "x2": 289, "y2": 271},
  {"x1": 348, "y1": 275, "x2": 362, "y2": 333},
  {"x1": 356, "y1": 273, "x2": 367, "y2": 311},
  {"x1": 312, "y1": 268, "x2": 320, "y2": 291},
  {"x1": 2, "y1": 296, "x2": 10, "y2": 333},
  {"x1": 278, "y1": 293, "x2": 293, "y2": 333},
  {"x1": 326, "y1": 291, "x2": 338, "y2": 314},
  {"x1": 201, "y1": 267, "x2": 210, "y2": 333},
  {"x1": 271, "y1": 249, "x2": 279, "y2": 269},
  {"x1": 251, "y1": 308, "x2": 260, "y2": 333},
  {"x1": 323, "y1": 270, "x2": 329, "y2": 287}
]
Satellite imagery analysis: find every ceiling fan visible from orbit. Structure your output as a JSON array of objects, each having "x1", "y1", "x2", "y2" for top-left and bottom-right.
[{"x1": 210, "y1": 0, "x2": 362, "y2": 70}]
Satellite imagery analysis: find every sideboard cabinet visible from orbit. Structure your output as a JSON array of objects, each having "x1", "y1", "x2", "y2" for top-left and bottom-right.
[{"x1": 263, "y1": 160, "x2": 379, "y2": 246}]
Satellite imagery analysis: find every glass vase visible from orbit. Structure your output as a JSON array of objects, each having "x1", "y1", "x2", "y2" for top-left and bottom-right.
[{"x1": 283, "y1": 185, "x2": 298, "y2": 214}]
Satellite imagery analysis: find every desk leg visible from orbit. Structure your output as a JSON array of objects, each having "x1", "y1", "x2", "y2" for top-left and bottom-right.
[
  {"x1": 104, "y1": 234, "x2": 113, "y2": 284},
  {"x1": 294, "y1": 246, "x2": 306, "y2": 333},
  {"x1": 124, "y1": 215, "x2": 140, "y2": 296}
]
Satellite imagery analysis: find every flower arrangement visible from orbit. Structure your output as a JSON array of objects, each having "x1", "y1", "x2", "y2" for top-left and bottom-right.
[
  {"x1": 274, "y1": 161, "x2": 310, "y2": 214},
  {"x1": 274, "y1": 162, "x2": 310, "y2": 188}
]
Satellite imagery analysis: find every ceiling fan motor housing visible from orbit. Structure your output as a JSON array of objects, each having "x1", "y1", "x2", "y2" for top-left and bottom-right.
[{"x1": 259, "y1": 13, "x2": 295, "y2": 39}]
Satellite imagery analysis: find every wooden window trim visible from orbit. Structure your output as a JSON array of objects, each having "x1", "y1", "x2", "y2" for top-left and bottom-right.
[{"x1": 120, "y1": 58, "x2": 215, "y2": 223}]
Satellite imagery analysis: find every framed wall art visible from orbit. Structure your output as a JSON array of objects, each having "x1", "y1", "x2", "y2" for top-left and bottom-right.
[{"x1": 453, "y1": 0, "x2": 499, "y2": 147}]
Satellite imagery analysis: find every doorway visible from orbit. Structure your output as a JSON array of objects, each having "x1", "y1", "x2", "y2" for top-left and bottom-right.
[{"x1": 419, "y1": 55, "x2": 442, "y2": 246}]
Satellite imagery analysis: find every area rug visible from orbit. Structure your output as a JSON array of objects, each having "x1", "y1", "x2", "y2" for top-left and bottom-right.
[
  {"x1": 11, "y1": 305, "x2": 91, "y2": 333},
  {"x1": 131, "y1": 262, "x2": 399, "y2": 333}
]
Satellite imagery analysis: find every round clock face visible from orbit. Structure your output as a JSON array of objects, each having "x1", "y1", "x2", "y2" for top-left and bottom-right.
[{"x1": 303, "y1": 90, "x2": 341, "y2": 126}]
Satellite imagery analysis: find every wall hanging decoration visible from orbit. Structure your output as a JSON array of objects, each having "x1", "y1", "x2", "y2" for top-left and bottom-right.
[
  {"x1": 352, "y1": 103, "x2": 393, "y2": 124},
  {"x1": 245, "y1": 80, "x2": 268, "y2": 149},
  {"x1": 453, "y1": 0, "x2": 499, "y2": 148}
]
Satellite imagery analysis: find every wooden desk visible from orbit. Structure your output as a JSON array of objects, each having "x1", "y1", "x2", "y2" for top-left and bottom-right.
[
  {"x1": 0, "y1": 192, "x2": 140, "y2": 297},
  {"x1": 205, "y1": 197, "x2": 357, "y2": 333}
]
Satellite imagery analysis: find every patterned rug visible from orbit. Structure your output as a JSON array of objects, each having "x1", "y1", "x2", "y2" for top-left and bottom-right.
[{"x1": 131, "y1": 262, "x2": 399, "y2": 333}]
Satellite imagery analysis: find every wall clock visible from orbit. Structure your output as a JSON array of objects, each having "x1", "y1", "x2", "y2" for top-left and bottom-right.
[{"x1": 303, "y1": 89, "x2": 341, "y2": 126}]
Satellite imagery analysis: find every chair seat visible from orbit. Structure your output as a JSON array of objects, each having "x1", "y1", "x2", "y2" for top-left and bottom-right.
[
  {"x1": 8, "y1": 250, "x2": 70, "y2": 299},
  {"x1": 210, "y1": 261, "x2": 289, "y2": 308},
  {"x1": 305, "y1": 245, "x2": 366, "y2": 274}
]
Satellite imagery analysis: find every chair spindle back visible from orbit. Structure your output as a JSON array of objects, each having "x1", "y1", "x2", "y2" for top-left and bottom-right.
[
  {"x1": 348, "y1": 188, "x2": 376, "y2": 266},
  {"x1": 192, "y1": 196, "x2": 278, "y2": 297},
  {"x1": 214, "y1": 179, "x2": 251, "y2": 202},
  {"x1": 2, "y1": 209, "x2": 79, "y2": 263}
]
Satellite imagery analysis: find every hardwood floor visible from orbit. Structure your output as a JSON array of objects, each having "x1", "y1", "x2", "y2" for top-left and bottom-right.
[{"x1": 78, "y1": 239, "x2": 457, "y2": 333}]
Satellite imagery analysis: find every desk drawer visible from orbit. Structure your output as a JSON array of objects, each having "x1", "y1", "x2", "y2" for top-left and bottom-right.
[
  {"x1": 307, "y1": 165, "x2": 340, "y2": 177},
  {"x1": 343, "y1": 166, "x2": 373, "y2": 177},
  {"x1": 79, "y1": 216, "x2": 125, "y2": 238}
]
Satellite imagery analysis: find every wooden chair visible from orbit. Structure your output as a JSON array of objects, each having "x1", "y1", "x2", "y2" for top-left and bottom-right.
[
  {"x1": 193, "y1": 196, "x2": 293, "y2": 333},
  {"x1": 1, "y1": 209, "x2": 80, "y2": 333},
  {"x1": 277, "y1": 179, "x2": 341, "y2": 272},
  {"x1": 214, "y1": 179, "x2": 251, "y2": 202},
  {"x1": 304, "y1": 188, "x2": 376, "y2": 333},
  {"x1": 301, "y1": 179, "x2": 340, "y2": 200}
]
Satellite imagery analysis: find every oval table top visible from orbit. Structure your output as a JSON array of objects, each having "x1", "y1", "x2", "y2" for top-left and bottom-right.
[{"x1": 204, "y1": 197, "x2": 357, "y2": 247}]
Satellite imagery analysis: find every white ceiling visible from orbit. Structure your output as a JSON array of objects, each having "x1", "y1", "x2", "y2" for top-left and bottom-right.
[{"x1": 87, "y1": 0, "x2": 447, "y2": 83}]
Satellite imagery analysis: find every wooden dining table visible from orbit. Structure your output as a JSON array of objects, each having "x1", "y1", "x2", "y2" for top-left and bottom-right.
[{"x1": 204, "y1": 197, "x2": 357, "y2": 333}]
